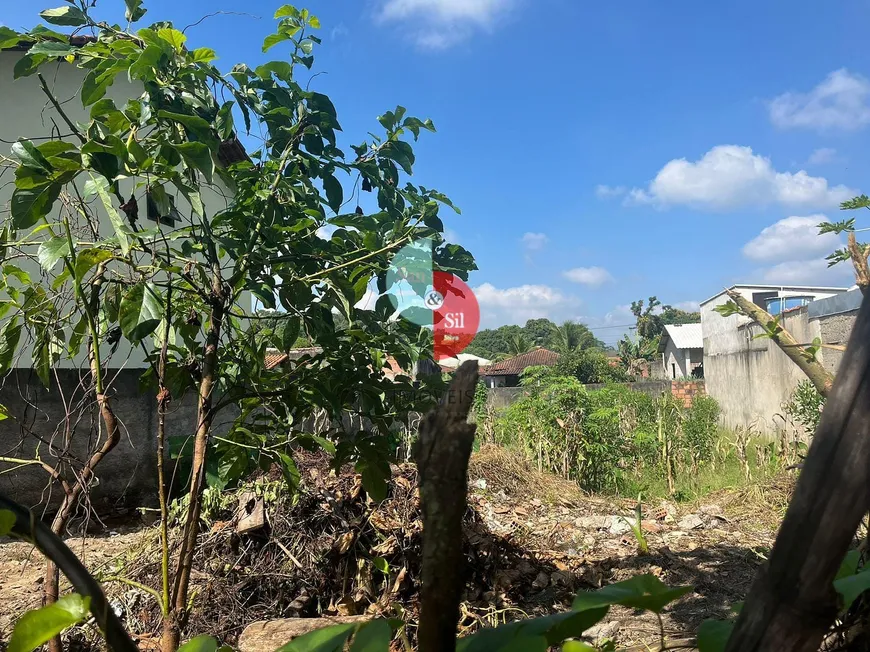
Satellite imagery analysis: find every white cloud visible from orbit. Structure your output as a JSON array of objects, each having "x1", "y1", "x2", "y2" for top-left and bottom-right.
[
  {"x1": 627, "y1": 145, "x2": 855, "y2": 211},
  {"x1": 742, "y1": 215, "x2": 840, "y2": 263},
  {"x1": 807, "y1": 147, "x2": 837, "y2": 166},
  {"x1": 562, "y1": 266, "x2": 614, "y2": 287},
  {"x1": 520, "y1": 232, "x2": 548, "y2": 252},
  {"x1": 595, "y1": 184, "x2": 627, "y2": 199},
  {"x1": 769, "y1": 69, "x2": 870, "y2": 131},
  {"x1": 330, "y1": 24, "x2": 349, "y2": 40},
  {"x1": 758, "y1": 258, "x2": 854, "y2": 286},
  {"x1": 376, "y1": 0, "x2": 515, "y2": 49},
  {"x1": 473, "y1": 282, "x2": 580, "y2": 328}
]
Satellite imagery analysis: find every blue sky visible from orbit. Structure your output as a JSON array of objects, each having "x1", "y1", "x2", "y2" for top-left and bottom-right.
[{"x1": 5, "y1": 0, "x2": 870, "y2": 345}]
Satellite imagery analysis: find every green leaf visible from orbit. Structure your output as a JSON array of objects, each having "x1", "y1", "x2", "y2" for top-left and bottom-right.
[
  {"x1": 275, "y1": 622, "x2": 358, "y2": 652},
  {"x1": 713, "y1": 300, "x2": 742, "y2": 318},
  {"x1": 0, "y1": 27, "x2": 21, "y2": 49},
  {"x1": 279, "y1": 317, "x2": 301, "y2": 352},
  {"x1": 11, "y1": 184, "x2": 61, "y2": 230},
  {"x1": 357, "y1": 458, "x2": 388, "y2": 503},
  {"x1": 372, "y1": 557, "x2": 389, "y2": 575},
  {"x1": 192, "y1": 47, "x2": 217, "y2": 63},
  {"x1": 0, "y1": 317, "x2": 22, "y2": 374},
  {"x1": 87, "y1": 174, "x2": 130, "y2": 255},
  {"x1": 74, "y1": 248, "x2": 113, "y2": 283},
  {"x1": 27, "y1": 42, "x2": 77, "y2": 57},
  {"x1": 841, "y1": 195, "x2": 870, "y2": 211},
  {"x1": 37, "y1": 237, "x2": 71, "y2": 270},
  {"x1": 0, "y1": 404, "x2": 10, "y2": 421},
  {"x1": 216, "y1": 102, "x2": 235, "y2": 141},
  {"x1": 571, "y1": 575, "x2": 692, "y2": 614},
  {"x1": 120, "y1": 282, "x2": 163, "y2": 344},
  {"x1": 177, "y1": 636, "x2": 218, "y2": 652},
  {"x1": 274, "y1": 5, "x2": 300, "y2": 19},
  {"x1": 457, "y1": 609, "x2": 607, "y2": 652},
  {"x1": 379, "y1": 141, "x2": 415, "y2": 175},
  {"x1": 308, "y1": 15, "x2": 321, "y2": 29},
  {"x1": 39, "y1": 7, "x2": 88, "y2": 26},
  {"x1": 158, "y1": 111, "x2": 215, "y2": 143},
  {"x1": 81, "y1": 69, "x2": 111, "y2": 106},
  {"x1": 349, "y1": 620, "x2": 391, "y2": 652},
  {"x1": 835, "y1": 568, "x2": 870, "y2": 611},
  {"x1": 836, "y1": 550, "x2": 862, "y2": 581},
  {"x1": 0, "y1": 509, "x2": 15, "y2": 536},
  {"x1": 561, "y1": 642, "x2": 596, "y2": 652},
  {"x1": 8, "y1": 594, "x2": 90, "y2": 652},
  {"x1": 12, "y1": 140, "x2": 51, "y2": 172},
  {"x1": 323, "y1": 174, "x2": 343, "y2": 214},
  {"x1": 124, "y1": 0, "x2": 148, "y2": 22},
  {"x1": 14, "y1": 54, "x2": 45, "y2": 79},
  {"x1": 175, "y1": 142, "x2": 215, "y2": 184},
  {"x1": 696, "y1": 619, "x2": 734, "y2": 652},
  {"x1": 263, "y1": 32, "x2": 291, "y2": 53},
  {"x1": 157, "y1": 27, "x2": 186, "y2": 52}
]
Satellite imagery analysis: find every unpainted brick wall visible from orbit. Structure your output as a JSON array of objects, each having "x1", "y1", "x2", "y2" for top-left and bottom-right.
[{"x1": 670, "y1": 380, "x2": 706, "y2": 408}]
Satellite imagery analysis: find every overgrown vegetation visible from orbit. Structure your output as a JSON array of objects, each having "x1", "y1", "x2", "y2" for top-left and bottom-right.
[
  {"x1": 785, "y1": 379, "x2": 825, "y2": 436},
  {"x1": 479, "y1": 368, "x2": 722, "y2": 495},
  {"x1": 0, "y1": 1, "x2": 475, "y2": 649}
]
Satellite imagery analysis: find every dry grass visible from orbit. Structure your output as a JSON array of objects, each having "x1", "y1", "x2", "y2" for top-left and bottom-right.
[
  {"x1": 468, "y1": 444, "x2": 588, "y2": 507},
  {"x1": 707, "y1": 471, "x2": 796, "y2": 529}
]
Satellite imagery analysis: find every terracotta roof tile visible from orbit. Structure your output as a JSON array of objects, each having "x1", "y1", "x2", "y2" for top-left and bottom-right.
[
  {"x1": 480, "y1": 348, "x2": 561, "y2": 376},
  {"x1": 265, "y1": 352, "x2": 289, "y2": 370}
]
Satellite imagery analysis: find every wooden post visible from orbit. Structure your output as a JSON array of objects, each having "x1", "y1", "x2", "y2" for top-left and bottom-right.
[
  {"x1": 725, "y1": 290, "x2": 870, "y2": 651},
  {"x1": 414, "y1": 361, "x2": 478, "y2": 652}
]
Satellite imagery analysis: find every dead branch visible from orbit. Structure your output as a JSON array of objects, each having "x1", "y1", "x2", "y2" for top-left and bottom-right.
[
  {"x1": 725, "y1": 290, "x2": 870, "y2": 651},
  {"x1": 726, "y1": 289, "x2": 834, "y2": 396},
  {"x1": 414, "y1": 360, "x2": 479, "y2": 652}
]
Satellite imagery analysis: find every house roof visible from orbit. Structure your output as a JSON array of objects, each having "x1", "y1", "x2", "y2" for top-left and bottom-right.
[
  {"x1": 265, "y1": 351, "x2": 289, "y2": 370},
  {"x1": 659, "y1": 324, "x2": 703, "y2": 352},
  {"x1": 480, "y1": 348, "x2": 561, "y2": 377},
  {"x1": 700, "y1": 284, "x2": 849, "y2": 307}
]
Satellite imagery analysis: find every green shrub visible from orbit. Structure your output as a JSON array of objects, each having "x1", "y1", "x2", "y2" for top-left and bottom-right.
[
  {"x1": 785, "y1": 380, "x2": 825, "y2": 436},
  {"x1": 489, "y1": 373, "x2": 721, "y2": 493}
]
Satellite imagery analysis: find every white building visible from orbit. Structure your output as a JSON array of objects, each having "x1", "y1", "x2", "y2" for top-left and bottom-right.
[
  {"x1": 0, "y1": 42, "x2": 246, "y2": 369},
  {"x1": 658, "y1": 323, "x2": 703, "y2": 379},
  {"x1": 700, "y1": 283, "x2": 851, "y2": 434}
]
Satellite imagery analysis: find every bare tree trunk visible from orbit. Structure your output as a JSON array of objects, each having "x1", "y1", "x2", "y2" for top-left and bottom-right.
[
  {"x1": 165, "y1": 298, "x2": 224, "y2": 652},
  {"x1": 726, "y1": 289, "x2": 834, "y2": 396},
  {"x1": 725, "y1": 291, "x2": 870, "y2": 651},
  {"x1": 414, "y1": 361, "x2": 478, "y2": 652}
]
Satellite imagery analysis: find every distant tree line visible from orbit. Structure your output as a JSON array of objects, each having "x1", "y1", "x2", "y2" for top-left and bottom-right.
[{"x1": 465, "y1": 318, "x2": 607, "y2": 359}]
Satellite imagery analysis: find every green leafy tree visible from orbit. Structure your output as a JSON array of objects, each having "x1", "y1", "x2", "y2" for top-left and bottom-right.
[
  {"x1": 549, "y1": 320, "x2": 603, "y2": 353},
  {"x1": 2, "y1": 3, "x2": 475, "y2": 650},
  {"x1": 522, "y1": 317, "x2": 557, "y2": 347},
  {"x1": 617, "y1": 335, "x2": 657, "y2": 378}
]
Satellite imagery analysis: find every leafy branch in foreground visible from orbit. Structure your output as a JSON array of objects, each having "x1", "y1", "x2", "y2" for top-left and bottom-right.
[{"x1": 3, "y1": 1, "x2": 476, "y2": 650}]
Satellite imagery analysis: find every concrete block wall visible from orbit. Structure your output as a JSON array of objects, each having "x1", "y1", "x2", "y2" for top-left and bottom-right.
[{"x1": 0, "y1": 368, "x2": 201, "y2": 511}]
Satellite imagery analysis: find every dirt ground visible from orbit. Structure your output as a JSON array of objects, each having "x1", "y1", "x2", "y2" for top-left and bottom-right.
[{"x1": 0, "y1": 448, "x2": 791, "y2": 649}]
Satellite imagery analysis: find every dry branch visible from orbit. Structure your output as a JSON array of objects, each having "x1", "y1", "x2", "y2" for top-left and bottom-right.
[
  {"x1": 725, "y1": 290, "x2": 870, "y2": 651},
  {"x1": 414, "y1": 360, "x2": 479, "y2": 652},
  {"x1": 726, "y1": 289, "x2": 834, "y2": 396}
]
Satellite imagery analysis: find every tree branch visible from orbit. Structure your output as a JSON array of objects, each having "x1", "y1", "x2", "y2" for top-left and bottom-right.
[
  {"x1": 414, "y1": 360, "x2": 478, "y2": 652},
  {"x1": 726, "y1": 289, "x2": 834, "y2": 396}
]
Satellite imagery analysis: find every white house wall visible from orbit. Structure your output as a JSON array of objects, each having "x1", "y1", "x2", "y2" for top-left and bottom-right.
[{"x1": 0, "y1": 52, "x2": 243, "y2": 369}]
